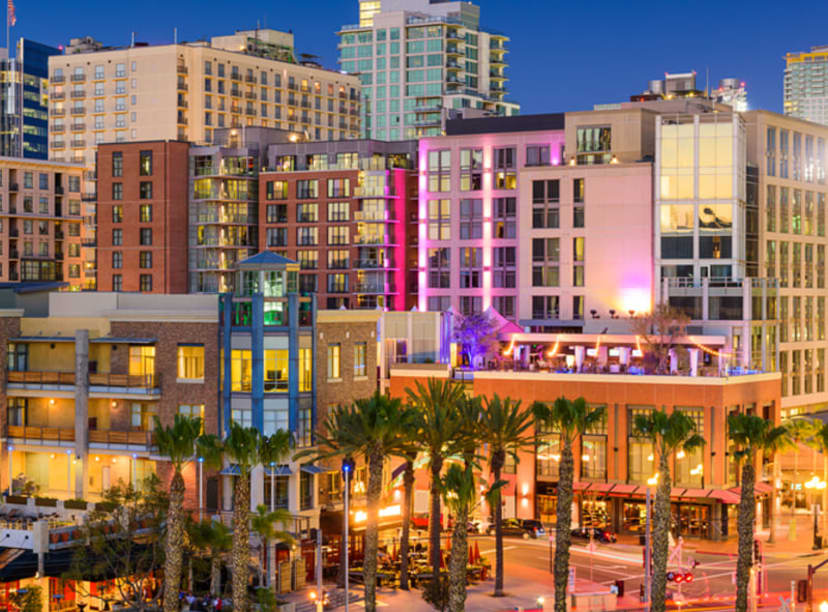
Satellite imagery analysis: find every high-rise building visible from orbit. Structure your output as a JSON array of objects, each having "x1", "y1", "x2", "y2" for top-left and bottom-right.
[
  {"x1": 784, "y1": 44, "x2": 828, "y2": 126},
  {"x1": 338, "y1": 0, "x2": 519, "y2": 141},
  {"x1": 1, "y1": 38, "x2": 61, "y2": 159},
  {"x1": 47, "y1": 30, "x2": 362, "y2": 167}
]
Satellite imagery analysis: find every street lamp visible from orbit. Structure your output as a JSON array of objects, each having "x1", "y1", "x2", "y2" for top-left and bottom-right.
[
  {"x1": 342, "y1": 457, "x2": 355, "y2": 612},
  {"x1": 197, "y1": 456, "x2": 204, "y2": 521},
  {"x1": 805, "y1": 476, "x2": 826, "y2": 549}
]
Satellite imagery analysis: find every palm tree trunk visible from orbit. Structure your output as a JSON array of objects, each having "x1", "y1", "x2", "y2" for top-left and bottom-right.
[
  {"x1": 429, "y1": 455, "x2": 444, "y2": 578},
  {"x1": 363, "y1": 449, "x2": 384, "y2": 612},
  {"x1": 735, "y1": 459, "x2": 756, "y2": 612},
  {"x1": 399, "y1": 459, "x2": 415, "y2": 590},
  {"x1": 337, "y1": 475, "x2": 353, "y2": 588},
  {"x1": 163, "y1": 470, "x2": 185, "y2": 612},
  {"x1": 268, "y1": 539, "x2": 275, "y2": 591},
  {"x1": 448, "y1": 500, "x2": 469, "y2": 612},
  {"x1": 210, "y1": 556, "x2": 221, "y2": 597},
  {"x1": 554, "y1": 441, "x2": 574, "y2": 612},
  {"x1": 492, "y1": 452, "x2": 505, "y2": 597},
  {"x1": 232, "y1": 473, "x2": 251, "y2": 612},
  {"x1": 650, "y1": 450, "x2": 672, "y2": 612}
]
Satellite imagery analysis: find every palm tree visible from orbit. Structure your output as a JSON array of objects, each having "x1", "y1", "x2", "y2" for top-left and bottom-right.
[
  {"x1": 405, "y1": 378, "x2": 466, "y2": 584},
  {"x1": 300, "y1": 391, "x2": 413, "y2": 612},
  {"x1": 219, "y1": 424, "x2": 292, "y2": 612},
  {"x1": 153, "y1": 414, "x2": 203, "y2": 612},
  {"x1": 250, "y1": 504, "x2": 294, "y2": 588},
  {"x1": 188, "y1": 518, "x2": 232, "y2": 597},
  {"x1": 397, "y1": 448, "x2": 417, "y2": 591},
  {"x1": 533, "y1": 397, "x2": 605, "y2": 612},
  {"x1": 477, "y1": 394, "x2": 533, "y2": 598},
  {"x1": 441, "y1": 464, "x2": 476, "y2": 612},
  {"x1": 633, "y1": 410, "x2": 705, "y2": 612},
  {"x1": 728, "y1": 413, "x2": 790, "y2": 612}
]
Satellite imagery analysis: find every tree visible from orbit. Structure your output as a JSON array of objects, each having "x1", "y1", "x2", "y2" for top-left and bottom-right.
[
  {"x1": 218, "y1": 424, "x2": 292, "y2": 612},
  {"x1": 630, "y1": 302, "x2": 690, "y2": 374},
  {"x1": 188, "y1": 518, "x2": 232, "y2": 597},
  {"x1": 405, "y1": 378, "x2": 466, "y2": 588},
  {"x1": 259, "y1": 429, "x2": 294, "y2": 589},
  {"x1": 728, "y1": 414, "x2": 790, "y2": 612},
  {"x1": 251, "y1": 504, "x2": 295, "y2": 588},
  {"x1": 153, "y1": 414, "x2": 203, "y2": 612},
  {"x1": 65, "y1": 477, "x2": 167, "y2": 612},
  {"x1": 634, "y1": 410, "x2": 705, "y2": 612},
  {"x1": 300, "y1": 391, "x2": 413, "y2": 612},
  {"x1": 453, "y1": 312, "x2": 498, "y2": 369},
  {"x1": 477, "y1": 394, "x2": 533, "y2": 597},
  {"x1": 533, "y1": 397, "x2": 606, "y2": 612},
  {"x1": 9, "y1": 584, "x2": 42, "y2": 612},
  {"x1": 398, "y1": 447, "x2": 418, "y2": 591}
]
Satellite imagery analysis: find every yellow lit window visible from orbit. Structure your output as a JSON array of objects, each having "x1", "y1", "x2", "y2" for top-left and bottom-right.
[
  {"x1": 264, "y1": 349, "x2": 289, "y2": 392},
  {"x1": 129, "y1": 346, "x2": 155, "y2": 377},
  {"x1": 354, "y1": 342, "x2": 367, "y2": 377},
  {"x1": 327, "y1": 344, "x2": 341, "y2": 380},
  {"x1": 178, "y1": 404, "x2": 205, "y2": 432},
  {"x1": 177, "y1": 345, "x2": 204, "y2": 381},
  {"x1": 299, "y1": 348, "x2": 312, "y2": 392},
  {"x1": 231, "y1": 349, "x2": 252, "y2": 392}
]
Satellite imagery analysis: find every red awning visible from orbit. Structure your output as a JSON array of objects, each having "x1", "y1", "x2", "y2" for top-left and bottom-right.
[
  {"x1": 680, "y1": 488, "x2": 711, "y2": 499},
  {"x1": 728, "y1": 482, "x2": 772, "y2": 497},
  {"x1": 671, "y1": 487, "x2": 687, "y2": 498},
  {"x1": 585, "y1": 482, "x2": 615, "y2": 493},
  {"x1": 607, "y1": 484, "x2": 638, "y2": 496},
  {"x1": 708, "y1": 489, "x2": 741, "y2": 504},
  {"x1": 573, "y1": 481, "x2": 589, "y2": 491}
]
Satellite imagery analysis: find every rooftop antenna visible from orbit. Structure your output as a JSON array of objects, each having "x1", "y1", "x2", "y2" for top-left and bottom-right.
[
  {"x1": 705, "y1": 66, "x2": 710, "y2": 98},
  {"x1": 174, "y1": 27, "x2": 177, "y2": 45},
  {"x1": 130, "y1": 32, "x2": 135, "y2": 48}
]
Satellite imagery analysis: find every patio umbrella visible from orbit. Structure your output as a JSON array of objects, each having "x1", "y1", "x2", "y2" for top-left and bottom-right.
[
  {"x1": 440, "y1": 549, "x2": 446, "y2": 570},
  {"x1": 392, "y1": 542, "x2": 398, "y2": 561},
  {"x1": 473, "y1": 541, "x2": 481, "y2": 564},
  {"x1": 468, "y1": 546, "x2": 474, "y2": 564}
]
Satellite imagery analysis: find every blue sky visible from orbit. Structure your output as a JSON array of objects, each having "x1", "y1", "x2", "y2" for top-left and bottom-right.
[{"x1": 11, "y1": 0, "x2": 828, "y2": 114}]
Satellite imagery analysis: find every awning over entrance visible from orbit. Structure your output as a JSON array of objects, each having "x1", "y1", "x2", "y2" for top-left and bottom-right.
[
  {"x1": 568, "y1": 482, "x2": 745, "y2": 504},
  {"x1": 707, "y1": 489, "x2": 741, "y2": 504},
  {"x1": 300, "y1": 464, "x2": 330, "y2": 475}
]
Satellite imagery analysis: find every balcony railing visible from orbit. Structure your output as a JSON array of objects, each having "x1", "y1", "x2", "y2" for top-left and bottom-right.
[
  {"x1": 7, "y1": 371, "x2": 75, "y2": 385},
  {"x1": 177, "y1": 64, "x2": 188, "y2": 74},
  {"x1": 50, "y1": 92, "x2": 65, "y2": 101},
  {"x1": 89, "y1": 373, "x2": 159, "y2": 389},
  {"x1": 88, "y1": 429, "x2": 155, "y2": 447},
  {"x1": 70, "y1": 73, "x2": 86, "y2": 82},
  {"x1": 50, "y1": 75, "x2": 65, "y2": 84},
  {"x1": 7, "y1": 425, "x2": 75, "y2": 443},
  {"x1": 70, "y1": 90, "x2": 86, "y2": 98}
]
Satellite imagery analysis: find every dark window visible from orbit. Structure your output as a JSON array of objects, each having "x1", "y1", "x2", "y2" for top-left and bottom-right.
[
  {"x1": 573, "y1": 178, "x2": 585, "y2": 203},
  {"x1": 267, "y1": 204, "x2": 287, "y2": 223},
  {"x1": 661, "y1": 236, "x2": 693, "y2": 259},
  {"x1": 139, "y1": 228, "x2": 152, "y2": 245},
  {"x1": 139, "y1": 182, "x2": 152, "y2": 199},
  {"x1": 112, "y1": 274, "x2": 122, "y2": 291},
  {"x1": 139, "y1": 274, "x2": 152, "y2": 291},
  {"x1": 112, "y1": 152, "x2": 123, "y2": 177},
  {"x1": 112, "y1": 252, "x2": 122, "y2": 269},
  {"x1": 112, "y1": 229, "x2": 123, "y2": 245},
  {"x1": 112, "y1": 182, "x2": 123, "y2": 200}
]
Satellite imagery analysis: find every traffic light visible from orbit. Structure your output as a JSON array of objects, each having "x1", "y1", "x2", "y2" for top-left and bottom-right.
[
  {"x1": 666, "y1": 571, "x2": 692, "y2": 583},
  {"x1": 683, "y1": 572, "x2": 694, "y2": 583}
]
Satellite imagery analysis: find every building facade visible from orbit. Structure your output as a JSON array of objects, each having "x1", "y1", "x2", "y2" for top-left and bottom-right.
[
  {"x1": 260, "y1": 138, "x2": 418, "y2": 310},
  {"x1": 417, "y1": 114, "x2": 565, "y2": 321},
  {"x1": 784, "y1": 45, "x2": 828, "y2": 126},
  {"x1": 47, "y1": 30, "x2": 362, "y2": 167},
  {"x1": 0, "y1": 157, "x2": 91, "y2": 288},
  {"x1": 389, "y1": 361, "x2": 781, "y2": 541},
  {"x1": 338, "y1": 0, "x2": 519, "y2": 141},
  {"x1": 1, "y1": 38, "x2": 61, "y2": 159},
  {"x1": 96, "y1": 141, "x2": 190, "y2": 293}
]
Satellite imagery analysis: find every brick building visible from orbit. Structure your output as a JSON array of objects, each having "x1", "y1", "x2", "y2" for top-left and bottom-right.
[
  {"x1": 96, "y1": 141, "x2": 190, "y2": 293},
  {"x1": 259, "y1": 139, "x2": 419, "y2": 309},
  {"x1": 0, "y1": 157, "x2": 92, "y2": 288}
]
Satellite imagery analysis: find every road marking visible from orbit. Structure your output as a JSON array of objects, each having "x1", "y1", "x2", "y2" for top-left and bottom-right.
[{"x1": 479, "y1": 546, "x2": 516, "y2": 554}]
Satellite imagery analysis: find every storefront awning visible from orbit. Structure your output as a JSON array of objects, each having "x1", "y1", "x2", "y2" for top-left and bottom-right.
[
  {"x1": 584, "y1": 482, "x2": 615, "y2": 493},
  {"x1": 573, "y1": 481, "x2": 590, "y2": 491},
  {"x1": 300, "y1": 464, "x2": 329, "y2": 475},
  {"x1": 265, "y1": 465, "x2": 292, "y2": 476},
  {"x1": 220, "y1": 464, "x2": 241, "y2": 476},
  {"x1": 727, "y1": 482, "x2": 772, "y2": 497},
  {"x1": 679, "y1": 488, "x2": 711, "y2": 499},
  {"x1": 707, "y1": 489, "x2": 741, "y2": 504},
  {"x1": 607, "y1": 484, "x2": 638, "y2": 496}
]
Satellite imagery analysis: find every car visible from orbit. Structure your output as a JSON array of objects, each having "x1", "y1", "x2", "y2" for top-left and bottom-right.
[
  {"x1": 486, "y1": 518, "x2": 546, "y2": 539},
  {"x1": 571, "y1": 526, "x2": 617, "y2": 543}
]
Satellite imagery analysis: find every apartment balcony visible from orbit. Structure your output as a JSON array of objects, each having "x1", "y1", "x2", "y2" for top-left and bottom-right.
[
  {"x1": 50, "y1": 142, "x2": 65, "y2": 150},
  {"x1": 70, "y1": 73, "x2": 86, "y2": 82},
  {"x1": 70, "y1": 90, "x2": 86, "y2": 99},
  {"x1": 8, "y1": 249, "x2": 19, "y2": 258},
  {"x1": 177, "y1": 64, "x2": 188, "y2": 74},
  {"x1": 70, "y1": 139, "x2": 85, "y2": 148},
  {"x1": 245, "y1": 91, "x2": 257, "y2": 100},
  {"x1": 9, "y1": 227, "x2": 18, "y2": 236},
  {"x1": 6, "y1": 424, "x2": 75, "y2": 445},
  {"x1": 52, "y1": 108, "x2": 65, "y2": 117},
  {"x1": 490, "y1": 57, "x2": 506, "y2": 66},
  {"x1": 355, "y1": 282, "x2": 396, "y2": 294},
  {"x1": 70, "y1": 107, "x2": 85, "y2": 115},
  {"x1": 177, "y1": 83, "x2": 189, "y2": 91},
  {"x1": 55, "y1": 229, "x2": 64, "y2": 239},
  {"x1": 445, "y1": 61, "x2": 462, "y2": 71},
  {"x1": 231, "y1": 89, "x2": 242, "y2": 98},
  {"x1": 70, "y1": 122, "x2": 85, "y2": 131},
  {"x1": 88, "y1": 429, "x2": 155, "y2": 450},
  {"x1": 353, "y1": 234, "x2": 397, "y2": 246},
  {"x1": 446, "y1": 46, "x2": 463, "y2": 57},
  {"x1": 414, "y1": 117, "x2": 440, "y2": 127},
  {"x1": 88, "y1": 372, "x2": 161, "y2": 396},
  {"x1": 50, "y1": 123, "x2": 65, "y2": 132},
  {"x1": 177, "y1": 117, "x2": 188, "y2": 125},
  {"x1": 355, "y1": 259, "x2": 396, "y2": 269},
  {"x1": 245, "y1": 108, "x2": 256, "y2": 116},
  {"x1": 490, "y1": 72, "x2": 507, "y2": 81},
  {"x1": 177, "y1": 100, "x2": 188, "y2": 108},
  {"x1": 7, "y1": 370, "x2": 75, "y2": 389},
  {"x1": 245, "y1": 75, "x2": 256, "y2": 84},
  {"x1": 50, "y1": 92, "x2": 65, "y2": 101},
  {"x1": 50, "y1": 75, "x2": 65, "y2": 84},
  {"x1": 231, "y1": 73, "x2": 241, "y2": 82},
  {"x1": 446, "y1": 29, "x2": 463, "y2": 41}
]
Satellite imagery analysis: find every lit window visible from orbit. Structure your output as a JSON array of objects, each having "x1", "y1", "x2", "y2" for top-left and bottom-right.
[
  {"x1": 327, "y1": 344, "x2": 341, "y2": 379},
  {"x1": 177, "y1": 345, "x2": 204, "y2": 381}
]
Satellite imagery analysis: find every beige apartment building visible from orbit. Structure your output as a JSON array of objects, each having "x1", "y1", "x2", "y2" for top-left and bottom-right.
[
  {"x1": 0, "y1": 157, "x2": 93, "y2": 289},
  {"x1": 47, "y1": 30, "x2": 362, "y2": 167},
  {"x1": 744, "y1": 110, "x2": 828, "y2": 417}
]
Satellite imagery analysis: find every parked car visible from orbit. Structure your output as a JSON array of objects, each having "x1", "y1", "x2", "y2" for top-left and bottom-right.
[
  {"x1": 487, "y1": 518, "x2": 546, "y2": 539},
  {"x1": 571, "y1": 526, "x2": 617, "y2": 543}
]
